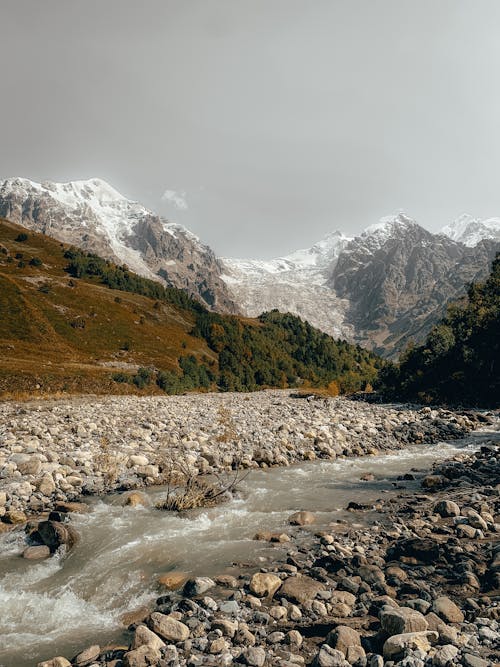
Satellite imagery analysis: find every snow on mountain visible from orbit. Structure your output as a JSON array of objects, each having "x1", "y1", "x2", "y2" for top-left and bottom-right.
[
  {"x1": 0, "y1": 177, "x2": 237, "y2": 312},
  {"x1": 221, "y1": 230, "x2": 353, "y2": 338},
  {"x1": 221, "y1": 214, "x2": 424, "y2": 339},
  {"x1": 441, "y1": 214, "x2": 500, "y2": 247}
]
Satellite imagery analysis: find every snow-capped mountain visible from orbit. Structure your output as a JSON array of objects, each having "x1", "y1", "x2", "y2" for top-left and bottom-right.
[
  {"x1": 441, "y1": 214, "x2": 500, "y2": 247},
  {"x1": 222, "y1": 231, "x2": 353, "y2": 338},
  {"x1": 0, "y1": 177, "x2": 238, "y2": 312},
  {"x1": 1, "y1": 176, "x2": 498, "y2": 356},
  {"x1": 222, "y1": 212, "x2": 499, "y2": 356}
]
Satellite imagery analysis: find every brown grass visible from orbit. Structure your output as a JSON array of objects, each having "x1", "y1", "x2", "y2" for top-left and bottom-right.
[{"x1": 0, "y1": 218, "x2": 217, "y2": 397}]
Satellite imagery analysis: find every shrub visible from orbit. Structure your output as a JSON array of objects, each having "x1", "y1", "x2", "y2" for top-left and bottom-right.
[
  {"x1": 112, "y1": 372, "x2": 130, "y2": 383},
  {"x1": 15, "y1": 233, "x2": 28, "y2": 242},
  {"x1": 29, "y1": 257, "x2": 43, "y2": 267},
  {"x1": 132, "y1": 367, "x2": 154, "y2": 389}
]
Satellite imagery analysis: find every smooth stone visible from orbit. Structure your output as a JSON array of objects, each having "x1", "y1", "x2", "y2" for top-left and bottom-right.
[
  {"x1": 279, "y1": 574, "x2": 325, "y2": 604},
  {"x1": 149, "y1": 612, "x2": 190, "y2": 642},
  {"x1": 383, "y1": 631, "x2": 438, "y2": 660},
  {"x1": 326, "y1": 625, "x2": 361, "y2": 657},
  {"x1": 74, "y1": 645, "x2": 100, "y2": 666},
  {"x1": 23, "y1": 545, "x2": 51, "y2": 560},
  {"x1": 380, "y1": 606, "x2": 429, "y2": 635},
  {"x1": 132, "y1": 624, "x2": 165, "y2": 650},
  {"x1": 249, "y1": 572, "x2": 282, "y2": 598},
  {"x1": 432, "y1": 597, "x2": 465, "y2": 624},
  {"x1": 123, "y1": 645, "x2": 162, "y2": 667}
]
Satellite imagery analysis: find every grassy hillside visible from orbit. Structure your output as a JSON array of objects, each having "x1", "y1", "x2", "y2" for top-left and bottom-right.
[
  {"x1": 378, "y1": 252, "x2": 500, "y2": 407},
  {"x1": 0, "y1": 219, "x2": 383, "y2": 397}
]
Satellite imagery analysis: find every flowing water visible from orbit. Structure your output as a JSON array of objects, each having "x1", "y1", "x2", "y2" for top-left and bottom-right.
[{"x1": 0, "y1": 428, "x2": 496, "y2": 667}]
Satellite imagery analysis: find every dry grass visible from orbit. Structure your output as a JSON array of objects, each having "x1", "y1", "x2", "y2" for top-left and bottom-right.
[{"x1": 0, "y1": 218, "x2": 217, "y2": 397}]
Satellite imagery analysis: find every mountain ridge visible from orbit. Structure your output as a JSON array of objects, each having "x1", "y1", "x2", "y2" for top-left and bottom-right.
[
  {"x1": 0, "y1": 177, "x2": 238, "y2": 314},
  {"x1": 1, "y1": 177, "x2": 499, "y2": 357}
]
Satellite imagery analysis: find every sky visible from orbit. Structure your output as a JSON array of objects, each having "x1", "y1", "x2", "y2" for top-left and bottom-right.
[{"x1": 1, "y1": 1, "x2": 500, "y2": 258}]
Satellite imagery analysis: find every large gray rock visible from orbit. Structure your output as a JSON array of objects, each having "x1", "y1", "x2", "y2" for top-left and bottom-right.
[
  {"x1": 380, "y1": 606, "x2": 429, "y2": 635},
  {"x1": 149, "y1": 612, "x2": 190, "y2": 642},
  {"x1": 183, "y1": 576, "x2": 215, "y2": 597},
  {"x1": 241, "y1": 647, "x2": 266, "y2": 666},
  {"x1": 383, "y1": 631, "x2": 438, "y2": 660},
  {"x1": 432, "y1": 597, "x2": 464, "y2": 624},
  {"x1": 313, "y1": 645, "x2": 350, "y2": 667},
  {"x1": 123, "y1": 645, "x2": 162, "y2": 667},
  {"x1": 434, "y1": 500, "x2": 460, "y2": 517},
  {"x1": 326, "y1": 625, "x2": 361, "y2": 657},
  {"x1": 279, "y1": 574, "x2": 325, "y2": 604}
]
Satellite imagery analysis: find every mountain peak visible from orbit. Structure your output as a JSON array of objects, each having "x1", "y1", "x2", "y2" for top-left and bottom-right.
[
  {"x1": 441, "y1": 214, "x2": 500, "y2": 246},
  {"x1": 361, "y1": 213, "x2": 416, "y2": 238}
]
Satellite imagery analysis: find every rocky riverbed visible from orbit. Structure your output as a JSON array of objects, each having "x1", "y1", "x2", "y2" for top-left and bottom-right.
[
  {"x1": 0, "y1": 391, "x2": 484, "y2": 519},
  {"x1": 0, "y1": 391, "x2": 498, "y2": 667},
  {"x1": 32, "y1": 435, "x2": 499, "y2": 667}
]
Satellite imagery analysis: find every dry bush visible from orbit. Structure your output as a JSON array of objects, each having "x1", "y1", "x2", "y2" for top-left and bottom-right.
[{"x1": 157, "y1": 447, "x2": 247, "y2": 512}]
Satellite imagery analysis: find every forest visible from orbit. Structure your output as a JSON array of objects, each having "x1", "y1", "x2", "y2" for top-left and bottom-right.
[
  {"x1": 64, "y1": 247, "x2": 382, "y2": 394},
  {"x1": 379, "y1": 253, "x2": 500, "y2": 406}
]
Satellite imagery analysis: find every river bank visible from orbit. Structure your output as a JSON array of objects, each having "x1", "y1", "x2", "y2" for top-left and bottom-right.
[
  {"x1": 0, "y1": 393, "x2": 498, "y2": 667},
  {"x1": 23, "y1": 429, "x2": 497, "y2": 667},
  {"x1": 0, "y1": 391, "x2": 485, "y2": 519}
]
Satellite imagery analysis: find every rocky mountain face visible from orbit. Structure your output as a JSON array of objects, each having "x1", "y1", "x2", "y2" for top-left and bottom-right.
[
  {"x1": 0, "y1": 177, "x2": 238, "y2": 313},
  {"x1": 222, "y1": 214, "x2": 500, "y2": 357},
  {"x1": 1, "y1": 177, "x2": 498, "y2": 357}
]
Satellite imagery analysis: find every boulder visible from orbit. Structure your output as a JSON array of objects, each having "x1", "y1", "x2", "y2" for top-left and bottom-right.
[
  {"x1": 383, "y1": 631, "x2": 438, "y2": 660},
  {"x1": 432, "y1": 596, "x2": 464, "y2": 623},
  {"x1": 432, "y1": 644, "x2": 459, "y2": 666},
  {"x1": 326, "y1": 625, "x2": 361, "y2": 657},
  {"x1": 380, "y1": 606, "x2": 428, "y2": 635},
  {"x1": 132, "y1": 624, "x2": 165, "y2": 650},
  {"x1": 37, "y1": 659, "x2": 71, "y2": 667},
  {"x1": 183, "y1": 576, "x2": 215, "y2": 596},
  {"x1": 74, "y1": 644, "x2": 100, "y2": 666},
  {"x1": 279, "y1": 574, "x2": 325, "y2": 604},
  {"x1": 123, "y1": 645, "x2": 162, "y2": 667},
  {"x1": 313, "y1": 645, "x2": 350, "y2": 667},
  {"x1": 433, "y1": 500, "x2": 460, "y2": 517},
  {"x1": 149, "y1": 612, "x2": 190, "y2": 642},
  {"x1": 249, "y1": 572, "x2": 282, "y2": 598},
  {"x1": 38, "y1": 473, "x2": 56, "y2": 496}
]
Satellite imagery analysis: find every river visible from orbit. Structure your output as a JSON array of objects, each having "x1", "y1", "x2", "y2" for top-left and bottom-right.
[{"x1": 0, "y1": 427, "x2": 495, "y2": 667}]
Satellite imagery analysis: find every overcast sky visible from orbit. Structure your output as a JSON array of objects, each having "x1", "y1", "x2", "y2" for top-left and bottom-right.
[{"x1": 1, "y1": 1, "x2": 500, "y2": 258}]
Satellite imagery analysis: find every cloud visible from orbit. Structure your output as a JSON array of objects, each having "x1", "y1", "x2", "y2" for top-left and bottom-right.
[{"x1": 161, "y1": 189, "x2": 188, "y2": 210}]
